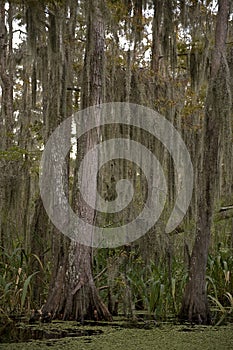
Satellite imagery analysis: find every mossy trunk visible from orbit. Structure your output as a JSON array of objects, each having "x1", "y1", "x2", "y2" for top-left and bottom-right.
[
  {"x1": 43, "y1": 0, "x2": 112, "y2": 321},
  {"x1": 42, "y1": 241, "x2": 111, "y2": 321},
  {"x1": 179, "y1": 0, "x2": 231, "y2": 324}
]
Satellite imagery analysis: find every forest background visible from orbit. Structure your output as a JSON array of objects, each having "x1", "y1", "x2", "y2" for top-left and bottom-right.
[{"x1": 0, "y1": 0, "x2": 232, "y2": 326}]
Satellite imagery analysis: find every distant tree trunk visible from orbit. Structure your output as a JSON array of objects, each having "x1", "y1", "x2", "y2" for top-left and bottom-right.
[
  {"x1": 0, "y1": 1, "x2": 14, "y2": 252},
  {"x1": 151, "y1": 0, "x2": 162, "y2": 96},
  {"x1": 179, "y1": 0, "x2": 231, "y2": 324},
  {"x1": 42, "y1": 0, "x2": 112, "y2": 321}
]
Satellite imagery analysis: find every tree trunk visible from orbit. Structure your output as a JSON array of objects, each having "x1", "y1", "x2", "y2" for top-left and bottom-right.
[
  {"x1": 179, "y1": 0, "x2": 231, "y2": 324},
  {"x1": 0, "y1": 1, "x2": 14, "y2": 253},
  {"x1": 42, "y1": 0, "x2": 112, "y2": 321}
]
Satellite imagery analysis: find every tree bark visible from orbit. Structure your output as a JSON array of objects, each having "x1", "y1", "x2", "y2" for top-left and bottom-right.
[
  {"x1": 42, "y1": 0, "x2": 112, "y2": 321},
  {"x1": 179, "y1": 0, "x2": 231, "y2": 324},
  {"x1": 0, "y1": 1, "x2": 14, "y2": 253}
]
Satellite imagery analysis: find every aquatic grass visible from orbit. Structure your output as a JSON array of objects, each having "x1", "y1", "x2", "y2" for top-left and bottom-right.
[
  {"x1": 0, "y1": 246, "x2": 41, "y2": 315},
  {"x1": 125, "y1": 257, "x2": 188, "y2": 320},
  {"x1": 208, "y1": 292, "x2": 233, "y2": 325},
  {"x1": 206, "y1": 248, "x2": 232, "y2": 302}
]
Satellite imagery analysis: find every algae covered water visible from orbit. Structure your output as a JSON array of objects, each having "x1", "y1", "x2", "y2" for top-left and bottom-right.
[{"x1": 0, "y1": 319, "x2": 232, "y2": 350}]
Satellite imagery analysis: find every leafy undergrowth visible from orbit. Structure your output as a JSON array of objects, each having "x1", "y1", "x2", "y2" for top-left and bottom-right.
[{"x1": 0, "y1": 319, "x2": 232, "y2": 350}]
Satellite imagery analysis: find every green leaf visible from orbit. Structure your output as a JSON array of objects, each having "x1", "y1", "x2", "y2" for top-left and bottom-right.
[
  {"x1": 208, "y1": 294, "x2": 225, "y2": 313},
  {"x1": 20, "y1": 271, "x2": 39, "y2": 311},
  {"x1": 31, "y1": 254, "x2": 44, "y2": 271}
]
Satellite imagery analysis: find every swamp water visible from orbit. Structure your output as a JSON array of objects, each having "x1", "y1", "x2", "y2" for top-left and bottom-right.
[{"x1": 0, "y1": 318, "x2": 232, "y2": 349}]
